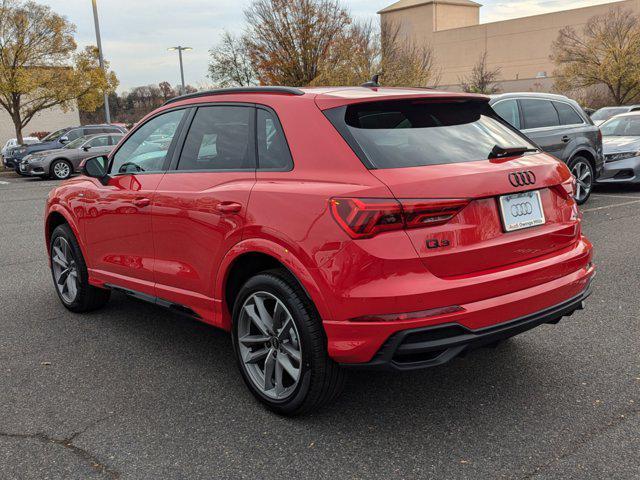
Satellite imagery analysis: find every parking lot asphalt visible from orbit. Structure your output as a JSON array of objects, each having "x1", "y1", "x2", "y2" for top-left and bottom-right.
[{"x1": 0, "y1": 174, "x2": 639, "y2": 480}]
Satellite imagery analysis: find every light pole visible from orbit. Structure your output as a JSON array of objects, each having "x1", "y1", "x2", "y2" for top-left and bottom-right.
[
  {"x1": 168, "y1": 46, "x2": 192, "y2": 95},
  {"x1": 91, "y1": 0, "x2": 111, "y2": 124}
]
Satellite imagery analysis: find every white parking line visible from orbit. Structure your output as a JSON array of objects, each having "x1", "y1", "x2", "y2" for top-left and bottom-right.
[
  {"x1": 0, "y1": 180, "x2": 9, "y2": 185},
  {"x1": 582, "y1": 199, "x2": 640, "y2": 212},
  {"x1": 591, "y1": 194, "x2": 640, "y2": 200}
]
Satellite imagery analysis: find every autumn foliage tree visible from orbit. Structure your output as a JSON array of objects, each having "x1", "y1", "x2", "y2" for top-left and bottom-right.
[
  {"x1": 551, "y1": 7, "x2": 640, "y2": 106},
  {"x1": 459, "y1": 51, "x2": 501, "y2": 94},
  {"x1": 0, "y1": 0, "x2": 118, "y2": 143},
  {"x1": 311, "y1": 21, "x2": 440, "y2": 88},
  {"x1": 244, "y1": 0, "x2": 350, "y2": 86},
  {"x1": 208, "y1": 32, "x2": 257, "y2": 87}
]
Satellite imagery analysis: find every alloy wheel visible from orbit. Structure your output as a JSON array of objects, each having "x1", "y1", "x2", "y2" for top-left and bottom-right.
[
  {"x1": 53, "y1": 161, "x2": 71, "y2": 179},
  {"x1": 237, "y1": 291, "x2": 302, "y2": 400},
  {"x1": 571, "y1": 160, "x2": 592, "y2": 204},
  {"x1": 51, "y1": 237, "x2": 79, "y2": 303}
]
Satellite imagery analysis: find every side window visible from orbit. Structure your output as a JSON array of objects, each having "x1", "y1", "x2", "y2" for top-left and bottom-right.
[
  {"x1": 492, "y1": 100, "x2": 521, "y2": 129},
  {"x1": 109, "y1": 135, "x2": 123, "y2": 146},
  {"x1": 65, "y1": 129, "x2": 83, "y2": 142},
  {"x1": 87, "y1": 136, "x2": 110, "y2": 148},
  {"x1": 553, "y1": 102, "x2": 583, "y2": 126},
  {"x1": 111, "y1": 109, "x2": 185, "y2": 174},
  {"x1": 521, "y1": 99, "x2": 560, "y2": 129},
  {"x1": 104, "y1": 127, "x2": 122, "y2": 134},
  {"x1": 257, "y1": 109, "x2": 293, "y2": 170},
  {"x1": 177, "y1": 106, "x2": 254, "y2": 171}
]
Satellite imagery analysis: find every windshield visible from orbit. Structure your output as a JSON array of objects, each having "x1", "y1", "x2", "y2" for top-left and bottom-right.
[
  {"x1": 42, "y1": 128, "x2": 68, "y2": 142},
  {"x1": 64, "y1": 136, "x2": 89, "y2": 149},
  {"x1": 327, "y1": 100, "x2": 536, "y2": 169},
  {"x1": 600, "y1": 116, "x2": 640, "y2": 137},
  {"x1": 592, "y1": 107, "x2": 629, "y2": 122}
]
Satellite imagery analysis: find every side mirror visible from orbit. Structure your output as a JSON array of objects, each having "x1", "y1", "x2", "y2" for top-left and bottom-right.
[
  {"x1": 82, "y1": 145, "x2": 91, "y2": 152},
  {"x1": 59, "y1": 136, "x2": 69, "y2": 144},
  {"x1": 81, "y1": 155, "x2": 110, "y2": 185}
]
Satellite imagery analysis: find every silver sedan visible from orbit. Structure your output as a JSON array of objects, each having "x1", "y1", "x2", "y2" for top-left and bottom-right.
[
  {"x1": 19, "y1": 133, "x2": 123, "y2": 180},
  {"x1": 597, "y1": 112, "x2": 640, "y2": 185}
]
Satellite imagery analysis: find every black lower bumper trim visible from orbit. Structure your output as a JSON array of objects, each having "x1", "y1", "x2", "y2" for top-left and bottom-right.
[{"x1": 341, "y1": 282, "x2": 593, "y2": 372}]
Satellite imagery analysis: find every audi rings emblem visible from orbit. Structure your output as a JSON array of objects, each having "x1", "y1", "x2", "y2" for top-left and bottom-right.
[
  {"x1": 510, "y1": 202, "x2": 533, "y2": 217},
  {"x1": 509, "y1": 171, "x2": 536, "y2": 187}
]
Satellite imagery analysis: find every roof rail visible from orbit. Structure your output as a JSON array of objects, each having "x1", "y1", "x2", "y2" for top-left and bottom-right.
[{"x1": 163, "y1": 86, "x2": 305, "y2": 106}]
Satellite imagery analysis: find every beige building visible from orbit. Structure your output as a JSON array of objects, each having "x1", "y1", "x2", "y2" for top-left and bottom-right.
[
  {"x1": 378, "y1": 0, "x2": 640, "y2": 92},
  {"x1": 0, "y1": 104, "x2": 80, "y2": 147}
]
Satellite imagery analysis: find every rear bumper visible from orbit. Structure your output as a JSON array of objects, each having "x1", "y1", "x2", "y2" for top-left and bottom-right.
[
  {"x1": 324, "y1": 243, "x2": 595, "y2": 365},
  {"x1": 340, "y1": 281, "x2": 592, "y2": 371}
]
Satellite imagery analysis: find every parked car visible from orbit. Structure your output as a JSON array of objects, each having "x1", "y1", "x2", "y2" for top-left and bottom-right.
[
  {"x1": 5, "y1": 124, "x2": 126, "y2": 172},
  {"x1": 596, "y1": 112, "x2": 640, "y2": 184},
  {"x1": 1, "y1": 137, "x2": 39, "y2": 163},
  {"x1": 490, "y1": 92, "x2": 603, "y2": 204},
  {"x1": 591, "y1": 105, "x2": 640, "y2": 126},
  {"x1": 19, "y1": 133, "x2": 123, "y2": 180},
  {"x1": 45, "y1": 86, "x2": 594, "y2": 415}
]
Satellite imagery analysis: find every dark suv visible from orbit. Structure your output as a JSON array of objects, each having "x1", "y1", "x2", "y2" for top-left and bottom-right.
[
  {"x1": 490, "y1": 93, "x2": 603, "y2": 204},
  {"x1": 5, "y1": 124, "x2": 126, "y2": 173}
]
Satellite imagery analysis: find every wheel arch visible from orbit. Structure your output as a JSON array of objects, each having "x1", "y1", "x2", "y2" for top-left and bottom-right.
[
  {"x1": 569, "y1": 149, "x2": 596, "y2": 171},
  {"x1": 45, "y1": 206, "x2": 83, "y2": 257},
  {"x1": 216, "y1": 239, "x2": 332, "y2": 331}
]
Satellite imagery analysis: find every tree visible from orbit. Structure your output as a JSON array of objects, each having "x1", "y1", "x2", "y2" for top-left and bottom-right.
[
  {"x1": 551, "y1": 7, "x2": 640, "y2": 106},
  {"x1": 311, "y1": 21, "x2": 440, "y2": 88},
  {"x1": 378, "y1": 22, "x2": 440, "y2": 88},
  {"x1": 459, "y1": 51, "x2": 501, "y2": 94},
  {"x1": 158, "y1": 81, "x2": 175, "y2": 101},
  {"x1": 208, "y1": 31, "x2": 257, "y2": 87},
  {"x1": 244, "y1": 0, "x2": 350, "y2": 86},
  {"x1": 0, "y1": 0, "x2": 118, "y2": 143}
]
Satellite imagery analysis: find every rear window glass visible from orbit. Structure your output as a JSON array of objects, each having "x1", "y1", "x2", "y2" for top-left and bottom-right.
[
  {"x1": 326, "y1": 100, "x2": 534, "y2": 169},
  {"x1": 553, "y1": 101, "x2": 583, "y2": 125}
]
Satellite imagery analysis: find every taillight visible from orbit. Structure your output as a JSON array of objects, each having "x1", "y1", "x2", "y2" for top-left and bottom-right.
[{"x1": 330, "y1": 197, "x2": 469, "y2": 239}]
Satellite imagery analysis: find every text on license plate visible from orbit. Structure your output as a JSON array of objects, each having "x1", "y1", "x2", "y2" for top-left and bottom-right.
[{"x1": 499, "y1": 190, "x2": 546, "y2": 232}]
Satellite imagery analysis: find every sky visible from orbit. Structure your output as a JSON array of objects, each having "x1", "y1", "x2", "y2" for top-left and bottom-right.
[{"x1": 36, "y1": 0, "x2": 622, "y2": 92}]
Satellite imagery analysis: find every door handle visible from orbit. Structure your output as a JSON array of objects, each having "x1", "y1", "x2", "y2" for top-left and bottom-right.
[
  {"x1": 215, "y1": 201, "x2": 242, "y2": 214},
  {"x1": 133, "y1": 197, "x2": 151, "y2": 208},
  {"x1": 561, "y1": 135, "x2": 571, "y2": 143}
]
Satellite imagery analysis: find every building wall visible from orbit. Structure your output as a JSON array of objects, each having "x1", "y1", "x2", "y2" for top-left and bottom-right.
[
  {"x1": 380, "y1": 0, "x2": 640, "y2": 91},
  {"x1": 0, "y1": 104, "x2": 80, "y2": 146}
]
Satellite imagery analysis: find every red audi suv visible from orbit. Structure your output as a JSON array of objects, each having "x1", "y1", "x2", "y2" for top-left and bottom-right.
[{"x1": 45, "y1": 87, "x2": 594, "y2": 414}]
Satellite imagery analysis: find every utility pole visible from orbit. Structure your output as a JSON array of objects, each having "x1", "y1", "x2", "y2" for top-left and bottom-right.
[
  {"x1": 91, "y1": 0, "x2": 111, "y2": 124},
  {"x1": 168, "y1": 46, "x2": 192, "y2": 95}
]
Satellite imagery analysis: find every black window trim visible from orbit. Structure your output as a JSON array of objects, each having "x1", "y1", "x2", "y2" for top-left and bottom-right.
[{"x1": 107, "y1": 106, "x2": 192, "y2": 176}]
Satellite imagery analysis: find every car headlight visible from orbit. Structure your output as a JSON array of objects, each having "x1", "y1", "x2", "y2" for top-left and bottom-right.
[{"x1": 605, "y1": 151, "x2": 640, "y2": 163}]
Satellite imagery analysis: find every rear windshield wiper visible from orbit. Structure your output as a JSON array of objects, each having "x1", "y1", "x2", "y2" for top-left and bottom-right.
[{"x1": 489, "y1": 145, "x2": 538, "y2": 159}]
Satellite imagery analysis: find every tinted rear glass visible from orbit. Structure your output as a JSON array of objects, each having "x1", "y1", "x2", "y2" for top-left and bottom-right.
[{"x1": 326, "y1": 100, "x2": 534, "y2": 169}]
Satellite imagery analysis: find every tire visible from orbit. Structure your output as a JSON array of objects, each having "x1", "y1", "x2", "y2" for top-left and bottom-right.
[
  {"x1": 568, "y1": 156, "x2": 594, "y2": 205},
  {"x1": 49, "y1": 224, "x2": 110, "y2": 313},
  {"x1": 231, "y1": 269, "x2": 346, "y2": 415},
  {"x1": 50, "y1": 159, "x2": 72, "y2": 180}
]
